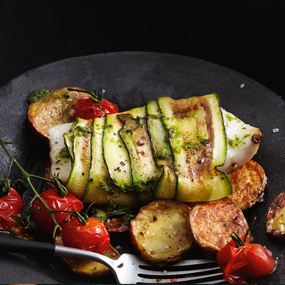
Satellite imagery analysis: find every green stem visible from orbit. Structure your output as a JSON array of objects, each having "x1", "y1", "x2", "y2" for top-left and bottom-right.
[{"x1": 0, "y1": 138, "x2": 62, "y2": 235}]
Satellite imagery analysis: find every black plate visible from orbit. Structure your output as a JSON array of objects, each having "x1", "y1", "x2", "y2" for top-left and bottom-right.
[{"x1": 0, "y1": 51, "x2": 285, "y2": 284}]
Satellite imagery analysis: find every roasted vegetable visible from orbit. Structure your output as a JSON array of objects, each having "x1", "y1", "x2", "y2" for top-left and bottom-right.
[
  {"x1": 266, "y1": 191, "x2": 285, "y2": 241},
  {"x1": 189, "y1": 200, "x2": 249, "y2": 253},
  {"x1": 157, "y1": 94, "x2": 232, "y2": 202},
  {"x1": 54, "y1": 235, "x2": 120, "y2": 277},
  {"x1": 217, "y1": 229, "x2": 276, "y2": 284},
  {"x1": 129, "y1": 200, "x2": 194, "y2": 266},
  {"x1": 27, "y1": 87, "x2": 89, "y2": 142},
  {"x1": 222, "y1": 160, "x2": 266, "y2": 211}
]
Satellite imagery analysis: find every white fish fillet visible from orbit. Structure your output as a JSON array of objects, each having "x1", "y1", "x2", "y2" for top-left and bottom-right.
[
  {"x1": 48, "y1": 109, "x2": 262, "y2": 183},
  {"x1": 48, "y1": 123, "x2": 72, "y2": 183},
  {"x1": 218, "y1": 108, "x2": 262, "y2": 173}
]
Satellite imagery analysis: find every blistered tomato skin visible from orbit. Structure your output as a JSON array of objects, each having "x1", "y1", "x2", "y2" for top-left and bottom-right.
[
  {"x1": 74, "y1": 98, "x2": 119, "y2": 119},
  {"x1": 62, "y1": 217, "x2": 110, "y2": 255},
  {"x1": 217, "y1": 240, "x2": 276, "y2": 284},
  {"x1": 0, "y1": 188, "x2": 24, "y2": 231},
  {"x1": 31, "y1": 188, "x2": 84, "y2": 234}
]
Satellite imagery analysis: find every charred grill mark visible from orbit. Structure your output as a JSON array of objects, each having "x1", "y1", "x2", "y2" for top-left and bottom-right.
[
  {"x1": 186, "y1": 100, "x2": 213, "y2": 180},
  {"x1": 171, "y1": 100, "x2": 200, "y2": 118}
]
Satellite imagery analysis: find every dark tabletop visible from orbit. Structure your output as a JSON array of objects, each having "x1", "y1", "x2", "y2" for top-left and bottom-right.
[{"x1": 0, "y1": 1, "x2": 284, "y2": 99}]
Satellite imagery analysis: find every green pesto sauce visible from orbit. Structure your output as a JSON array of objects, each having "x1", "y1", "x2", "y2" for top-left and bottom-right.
[
  {"x1": 134, "y1": 176, "x2": 157, "y2": 195},
  {"x1": 169, "y1": 126, "x2": 182, "y2": 139},
  {"x1": 27, "y1": 89, "x2": 50, "y2": 104},
  {"x1": 75, "y1": 126, "x2": 93, "y2": 137},
  {"x1": 184, "y1": 141, "x2": 203, "y2": 151},
  {"x1": 226, "y1": 114, "x2": 241, "y2": 123},
  {"x1": 136, "y1": 116, "x2": 145, "y2": 125},
  {"x1": 197, "y1": 135, "x2": 210, "y2": 146},
  {"x1": 105, "y1": 124, "x2": 113, "y2": 130},
  {"x1": 59, "y1": 147, "x2": 70, "y2": 159},
  {"x1": 156, "y1": 147, "x2": 168, "y2": 160},
  {"x1": 228, "y1": 133, "x2": 251, "y2": 148},
  {"x1": 100, "y1": 181, "x2": 114, "y2": 195}
]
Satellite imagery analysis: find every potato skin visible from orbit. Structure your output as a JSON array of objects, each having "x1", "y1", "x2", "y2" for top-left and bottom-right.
[
  {"x1": 129, "y1": 200, "x2": 194, "y2": 266},
  {"x1": 27, "y1": 87, "x2": 89, "y2": 142},
  {"x1": 190, "y1": 200, "x2": 249, "y2": 253},
  {"x1": 222, "y1": 160, "x2": 266, "y2": 211},
  {"x1": 54, "y1": 235, "x2": 119, "y2": 277},
  {"x1": 266, "y1": 191, "x2": 285, "y2": 241}
]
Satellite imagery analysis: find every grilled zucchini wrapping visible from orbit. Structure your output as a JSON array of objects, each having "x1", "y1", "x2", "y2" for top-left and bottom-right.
[{"x1": 50, "y1": 93, "x2": 232, "y2": 205}]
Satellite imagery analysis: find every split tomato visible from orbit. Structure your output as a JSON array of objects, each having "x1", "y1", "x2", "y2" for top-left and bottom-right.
[
  {"x1": 0, "y1": 188, "x2": 24, "y2": 231},
  {"x1": 74, "y1": 97, "x2": 119, "y2": 119},
  {"x1": 31, "y1": 188, "x2": 84, "y2": 234},
  {"x1": 217, "y1": 231, "x2": 276, "y2": 284},
  {"x1": 62, "y1": 216, "x2": 110, "y2": 255}
]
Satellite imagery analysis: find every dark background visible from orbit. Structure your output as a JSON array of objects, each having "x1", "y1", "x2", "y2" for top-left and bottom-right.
[{"x1": 0, "y1": 1, "x2": 284, "y2": 99}]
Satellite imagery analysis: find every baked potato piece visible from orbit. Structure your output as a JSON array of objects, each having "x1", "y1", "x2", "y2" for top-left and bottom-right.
[
  {"x1": 129, "y1": 200, "x2": 194, "y2": 266},
  {"x1": 54, "y1": 235, "x2": 120, "y2": 276},
  {"x1": 222, "y1": 160, "x2": 266, "y2": 211},
  {"x1": 190, "y1": 200, "x2": 249, "y2": 253},
  {"x1": 266, "y1": 191, "x2": 285, "y2": 241},
  {"x1": 27, "y1": 87, "x2": 89, "y2": 142}
]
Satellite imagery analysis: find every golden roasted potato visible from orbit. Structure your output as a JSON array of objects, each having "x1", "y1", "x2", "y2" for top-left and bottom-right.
[
  {"x1": 54, "y1": 235, "x2": 120, "y2": 276},
  {"x1": 27, "y1": 87, "x2": 89, "y2": 142},
  {"x1": 189, "y1": 200, "x2": 249, "y2": 253},
  {"x1": 266, "y1": 191, "x2": 285, "y2": 241},
  {"x1": 222, "y1": 160, "x2": 266, "y2": 211},
  {"x1": 129, "y1": 200, "x2": 194, "y2": 266}
]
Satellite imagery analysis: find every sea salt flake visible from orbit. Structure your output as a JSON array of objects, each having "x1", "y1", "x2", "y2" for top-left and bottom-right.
[
  {"x1": 240, "y1": 83, "x2": 245, "y2": 88},
  {"x1": 273, "y1": 128, "x2": 279, "y2": 133}
]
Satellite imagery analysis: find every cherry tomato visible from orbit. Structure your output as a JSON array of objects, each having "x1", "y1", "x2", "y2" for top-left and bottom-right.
[
  {"x1": 74, "y1": 97, "x2": 119, "y2": 119},
  {"x1": 62, "y1": 217, "x2": 110, "y2": 255},
  {"x1": 31, "y1": 188, "x2": 84, "y2": 234},
  {"x1": 0, "y1": 188, "x2": 24, "y2": 231},
  {"x1": 217, "y1": 235, "x2": 276, "y2": 284}
]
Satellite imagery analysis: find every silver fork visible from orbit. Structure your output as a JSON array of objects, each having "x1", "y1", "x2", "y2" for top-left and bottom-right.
[{"x1": 0, "y1": 236, "x2": 225, "y2": 284}]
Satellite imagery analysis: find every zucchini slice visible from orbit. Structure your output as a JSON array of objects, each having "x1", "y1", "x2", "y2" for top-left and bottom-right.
[
  {"x1": 83, "y1": 117, "x2": 137, "y2": 206},
  {"x1": 63, "y1": 120, "x2": 76, "y2": 164},
  {"x1": 118, "y1": 107, "x2": 163, "y2": 204},
  {"x1": 146, "y1": 100, "x2": 177, "y2": 200},
  {"x1": 65, "y1": 118, "x2": 93, "y2": 199},
  {"x1": 157, "y1": 94, "x2": 232, "y2": 202},
  {"x1": 103, "y1": 107, "x2": 143, "y2": 192}
]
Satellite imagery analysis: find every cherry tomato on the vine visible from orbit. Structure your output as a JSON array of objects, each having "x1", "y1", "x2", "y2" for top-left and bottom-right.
[
  {"x1": 0, "y1": 188, "x2": 24, "y2": 231},
  {"x1": 217, "y1": 233, "x2": 276, "y2": 284},
  {"x1": 62, "y1": 216, "x2": 110, "y2": 255},
  {"x1": 74, "y1": 97, "x2": 119, "y2": 119},
  {"x1": 31, "y1": 188, "x2": 84, "y2": 234}
]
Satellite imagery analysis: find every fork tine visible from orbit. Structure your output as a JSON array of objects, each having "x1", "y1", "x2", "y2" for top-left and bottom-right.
[
  {"x1": 165, "y1": 258, "x2": 219, "y2": 267},
  {"x1": 138, "y1": 265, "x2": 221, "y2": 276},
  {"x1": 136, "y1": 259, "x2": 225, "y2": 284},
  {"x1": 137, "y1": 271, "x2": 224, "y2": 284}
]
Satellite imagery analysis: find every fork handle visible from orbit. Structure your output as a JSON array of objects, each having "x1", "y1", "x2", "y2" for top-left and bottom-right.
[{"x1": 0, "y1": 236, "x2": 55, "y2": 256}]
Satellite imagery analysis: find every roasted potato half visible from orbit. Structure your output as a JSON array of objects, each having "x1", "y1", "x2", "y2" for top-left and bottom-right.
[
  {"x1": 27, "y1": 87, "x2": 89, "y2": 142},
  {"x1": 54, "y1": 235, "x2": 120, "y2": 276},
  {"x1": 129, "y1": 200, "x2": 194, "y2": 266},
  {"x1": 266, "y1": 191, "x2": 285, "y2": 241},
  {"x1": 190, "y1": 200, "x2": 249, "y2": 253},
  {"x1": 222, "y1": 160, "x2": 266, "y2": 211}
]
